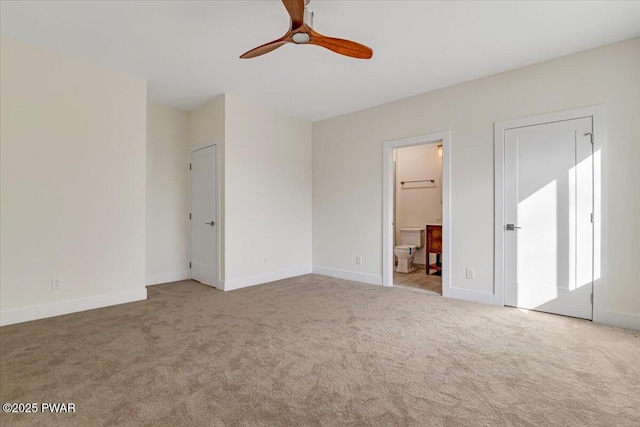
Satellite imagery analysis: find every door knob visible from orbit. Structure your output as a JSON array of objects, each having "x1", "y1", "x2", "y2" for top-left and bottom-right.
[
  {"x1": 505, "y1": 224, "x2": 521, "y2": 231},
  {"x1": 205, "y1": 221, "x2": 216, "y2": 226}
]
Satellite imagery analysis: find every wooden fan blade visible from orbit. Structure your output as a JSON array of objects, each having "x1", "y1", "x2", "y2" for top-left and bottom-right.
[
  {"x1": 309, "y1": 30, "x2": 373, "y2": 59},
  {"x1": 240, "y1": 36, "x2": 291, "y2": 59},
  {"x1": 282, "y1": 0, "x2": 305, "y2": 29}
]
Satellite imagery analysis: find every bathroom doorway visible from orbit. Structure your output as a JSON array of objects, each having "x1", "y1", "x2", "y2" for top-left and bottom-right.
[
  {"x1": 392, "y1": 143, "x2": 443, "y2": 293},
  {"x1": 382, "y1": 132, "x2": 451, "y2": 297}
]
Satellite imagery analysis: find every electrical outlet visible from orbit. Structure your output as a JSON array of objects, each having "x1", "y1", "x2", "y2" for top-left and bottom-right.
[
  {"x1": 356, "y1": 256, "x2": 363, "y2": 265},
  {"x1": 264, "y1": 257, "x2": 269, "y2": 264},
  {"x1": 466, "y1": 268, "x2": 475, "y2": 279},
  {"x1": 51, "y1": 277, "x2": 63, "y2": 290}
]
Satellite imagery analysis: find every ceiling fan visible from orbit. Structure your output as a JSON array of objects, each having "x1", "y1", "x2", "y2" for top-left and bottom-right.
[{"x1": 240, "y1": 0, "x2": 373, "y2": 60}]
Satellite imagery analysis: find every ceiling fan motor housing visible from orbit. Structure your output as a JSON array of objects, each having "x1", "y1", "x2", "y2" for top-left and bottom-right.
[{"x1": 292, "y1": 32, "x2": 310, "y2": 44}]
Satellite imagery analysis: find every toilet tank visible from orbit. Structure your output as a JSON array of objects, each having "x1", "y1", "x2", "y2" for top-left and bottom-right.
[{"x1": 399, "y1": 227, "x2": 425, "y2": 248}]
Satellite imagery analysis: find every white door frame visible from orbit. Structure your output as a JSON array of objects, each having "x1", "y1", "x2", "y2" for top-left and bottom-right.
[
  {"x1": 189, "y1": 141, "x2": 221, "y2": 289},
  {"x1": 494, "y1": 105, "x2": 606, "y2": 319},
  {"x1": 382, "y1": 131, "x2": 452, "y2": 297}
]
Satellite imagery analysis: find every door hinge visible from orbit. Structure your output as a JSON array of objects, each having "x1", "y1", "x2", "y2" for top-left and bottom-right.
[
  {"x1": 189, "y1": 213, "x2": 191, "y2": 220},
  {"x1": 590, "y1": 213, "x2": 594, "y2": 223},
  {"x1": 189, "y1": 262, "x2": 192, "y2": 269},
  {"x1": 189, "y1": 163, "x2": 192, "y2": 170},
  {"x1": 590, "y1": 293, "x2": 594, "y2": 304},
  {"x1": 584, "y1": 132, "x2": 594, "y2": 144}
]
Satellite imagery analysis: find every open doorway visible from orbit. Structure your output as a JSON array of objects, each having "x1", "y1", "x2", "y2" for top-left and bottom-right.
[
  {"x1": 382, "y1": 132, "x2": 451, "y2": 296},
  {"x1": 392, "y1": 143, "x2": 443, "y2": 294}
]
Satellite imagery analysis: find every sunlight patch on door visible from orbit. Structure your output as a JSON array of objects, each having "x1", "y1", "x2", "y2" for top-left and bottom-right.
[
  {"x1": 517, "y1": 179, "x2": 558, "y2": 307},
  {"x1": 570, "y1": 151, "x2": 596, "y2": 289}
]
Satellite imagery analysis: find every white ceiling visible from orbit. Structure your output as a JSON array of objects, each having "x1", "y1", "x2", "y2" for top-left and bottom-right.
[{"x1": 1, "y1": 1, "x2": 639, "y2": 122}]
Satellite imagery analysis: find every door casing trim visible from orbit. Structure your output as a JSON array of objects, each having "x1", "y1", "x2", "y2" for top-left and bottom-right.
[{"x1": 382, "y1": 131, "x2": 451, "y2": 297}]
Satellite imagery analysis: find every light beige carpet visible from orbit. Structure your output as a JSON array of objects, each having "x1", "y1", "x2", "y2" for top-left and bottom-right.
[{"x1": 1, "y1": 274, "x2": 638, "y2": 426}]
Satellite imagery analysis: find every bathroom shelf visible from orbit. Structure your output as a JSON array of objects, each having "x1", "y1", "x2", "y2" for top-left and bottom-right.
[{"x1": 400, "y1": 179, "x2": 435, "y2": 185}]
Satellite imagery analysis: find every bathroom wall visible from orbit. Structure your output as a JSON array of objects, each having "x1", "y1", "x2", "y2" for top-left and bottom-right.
[{"x1": 394, "y1": 143, "x2": 443, "y2": 265}]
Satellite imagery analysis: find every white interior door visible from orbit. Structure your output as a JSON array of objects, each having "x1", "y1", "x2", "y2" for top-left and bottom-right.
[
  {"x1": 504, "y1": 117, "x2": 593, "y2": 319},
  {"x1": 190, "y1": 145, "x2": 217, "y2": 287}
]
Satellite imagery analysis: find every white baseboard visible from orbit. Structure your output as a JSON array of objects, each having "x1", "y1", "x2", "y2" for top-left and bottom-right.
[
  {"x1": 447, "y1": 286, "x2": 495, "y2": 305},
  {"x1": 224, "y1": 266, "x2": 312, "y2": 291},
  {"x1": 0, "y1": 288, "x2": 148, "y2": 327},
  {"x1": 146, "y1": 271, "x2": 189, "y2": 286},
  {"x1": 312, "y1": 266, "x2": 382, "y2": 286},
  {"x1": 594, "y1": 310, "x2": 640, "y2": 331}
]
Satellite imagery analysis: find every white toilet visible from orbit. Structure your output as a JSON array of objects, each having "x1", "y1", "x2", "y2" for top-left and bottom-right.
[{"x1": 394, "y1": 227, "x2": 425, "y2": 273}]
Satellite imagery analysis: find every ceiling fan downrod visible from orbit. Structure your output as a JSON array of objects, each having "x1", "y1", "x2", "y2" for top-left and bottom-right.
[{"x1": 304, "y1": 5, "x2": 314, "y2": 28}]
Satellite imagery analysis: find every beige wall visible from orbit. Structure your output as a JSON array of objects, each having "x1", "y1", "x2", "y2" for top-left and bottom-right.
[
  {"x1": 189, "y1": 95, "x2": 225, "y2": 148},
  {"x1": 395, "y1": 144, "x2": 443, "y2": 265},
  {"x1": 188, "y1": 94, "x2": 312, "y2": 289},
  {"x1": 313, "y1": 37, "x2": 640, "y2": 317},
  {"x1": 224, "y1": 94, "x2": 312, "y2": 287},
  {"x1": 146, "y1": 102, "x2": 190, "y2": 284},
  {"x1": 0, "y1": 38, "x2": 147, "y2": 323}
]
